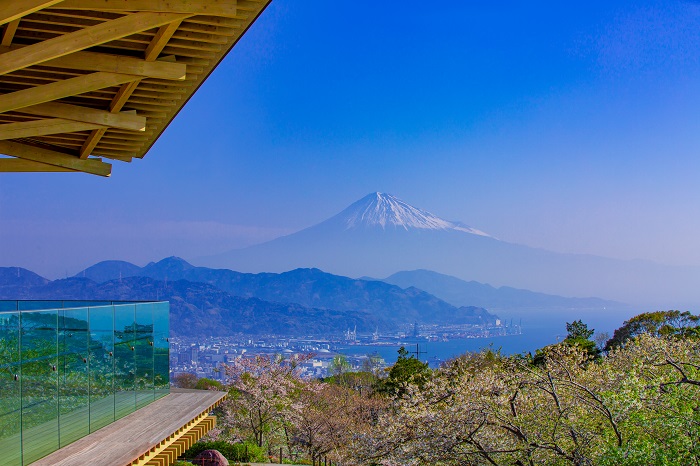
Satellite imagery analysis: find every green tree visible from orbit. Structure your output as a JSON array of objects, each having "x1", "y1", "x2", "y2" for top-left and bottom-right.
[
  {"x1": 533, "y1": 320, "x2": 599, "y2": 365},
  {"x1": 194, "y1": 377, "x2": 223, "y2": 390},
  {"x1": 381, "y1": 346, "x2": 431, "y2": 396},
  {"x1": 328, "y1": 354, "x2": 351, "y2": 376},
  {"x1": 605, "y1": 310, "x2": 700, "y2": 350},
  {"x1": 563, "y1": 319, "x2": 599, "y2": 358}
]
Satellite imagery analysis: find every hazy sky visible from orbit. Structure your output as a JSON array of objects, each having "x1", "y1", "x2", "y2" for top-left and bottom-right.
[{"x1": 2, "y1": 0, "x2": 700, "y2": 278}]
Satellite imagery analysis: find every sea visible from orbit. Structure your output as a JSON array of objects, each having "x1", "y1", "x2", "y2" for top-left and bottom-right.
[{"x1": 336, "y1": 307, "x2": 640, "y2": 367}]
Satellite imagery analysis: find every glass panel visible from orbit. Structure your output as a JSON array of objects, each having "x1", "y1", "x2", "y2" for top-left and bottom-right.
[
  {"x1": 153, "y1": 303, "x2": 170, "y2": 399},
  {"x1": 0, "y1": 312, "x2": 21, "y2": 466},
  {"x1": 88, "y1": 305, "x2": 115, "y2": 432},
  {"x1": 0, "y1": 301, "x2": 19, "y2": 312},
  {"x1": 57, "y1": 308, "x2": 89, "y2": 447},
  {"x1": 134, "y1": 304, "x2": 154, "y2": 409},
  {"x1": 18, "y1": 301, "x2": 63, "y2": 312},
  {"x1": 21, "y1": 310, "x2": 59, "y2": 464},
  {"x1": 0, "y1": 302, "x2": 168, "y2": 465},
  {"x1": 113, "y1": 304, "x2": 136, "y2": 420}
]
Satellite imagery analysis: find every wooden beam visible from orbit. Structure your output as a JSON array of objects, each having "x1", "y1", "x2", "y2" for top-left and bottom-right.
[
  {"x1": 0, "y1": 140, "x2": 111, "y2": 176},
  {"x1": 80, "y1": 127, "x2": 107, "y2": 158},
  {"x1": 0, "y1": 118, "x2": 103, "y2": 140},
  {"x1": 110, "y1": 81, "x2": 142, "y2": 112},
  {"x1": 145, "y1": 20, "x2": 183, "y2": 61},
  {"x1": 0, "y1": 71, "x2": 141, "y2": 114},
  {"x1": 80, "y1": 17, "x2": 182, "y2": 159},
  {"x1": 56, "y1": 0, "x2": 237, "y2": 17},
  {"x1": 0, "y1": 157, "x2": 74, "y2": 172},
  {"x1": 42, "y1": 50, "x2": 186, "y2": 80},
  {"x1": 0, "y1": 11, "x2": 190, "y2": 76},
  {"x1": 0, "y1": 0, "x2": 64, "y2": 27},
  {"x1": 21, "y1": 101, "x2": 146, "y2": 131},
  {"x1": 1, "y1": 20, "x2": 20, "y2": 46}
]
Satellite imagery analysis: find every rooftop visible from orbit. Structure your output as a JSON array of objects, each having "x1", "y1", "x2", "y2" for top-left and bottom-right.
[{"x1": 0, "y1": 0, "x2": 271, "y2": 176}]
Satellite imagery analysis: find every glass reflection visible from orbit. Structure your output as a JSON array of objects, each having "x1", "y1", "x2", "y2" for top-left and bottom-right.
[{"x1": 0, "y1": 301, "x2": 169, "y2": 465}]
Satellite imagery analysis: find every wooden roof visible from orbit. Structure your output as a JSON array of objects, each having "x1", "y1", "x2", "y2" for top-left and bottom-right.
[{"x1": 0, "y1": 1, "x2": 272, "y2": 176}]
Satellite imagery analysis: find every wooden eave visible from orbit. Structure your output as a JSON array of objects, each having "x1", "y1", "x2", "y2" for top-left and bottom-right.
[{"x1": 0, "y1": 0, "x2": 271, "y2": 176}]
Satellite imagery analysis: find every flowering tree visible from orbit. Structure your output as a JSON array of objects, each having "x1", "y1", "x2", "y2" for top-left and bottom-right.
[
  {"x1": 290, "y1": 382, "x2": 386, "y2": 463},
  {"x1": 220, "y1": 353, "x2": 315, "y2": 450},
  {"x1": 353, "y1": 335, "x2": 700, "y2": 465}
]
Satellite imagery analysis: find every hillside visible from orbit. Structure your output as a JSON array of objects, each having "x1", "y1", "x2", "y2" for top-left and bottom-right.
[
  {"x1": 75, "y1": 257, "x2": 496, "y2": 325},
  {"x1": 381, "y1": 269, "x2": 625, "y2": 311},
  {"x1": 2, "y1": 263, "x2": 497, "y2": 335}
]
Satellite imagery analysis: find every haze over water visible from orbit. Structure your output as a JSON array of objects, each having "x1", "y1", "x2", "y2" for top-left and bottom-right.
[{"x1": 339, "y1": 307, "x2": 638, "y2": 366}]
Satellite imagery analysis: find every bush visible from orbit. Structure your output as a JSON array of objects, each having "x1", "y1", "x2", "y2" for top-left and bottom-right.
[
  {"x1": 182, "y1": 440, "x2": 267, "y2": 463},
  {"x1": 194, "y1": 377, "x2": 223, "y2": 390}
]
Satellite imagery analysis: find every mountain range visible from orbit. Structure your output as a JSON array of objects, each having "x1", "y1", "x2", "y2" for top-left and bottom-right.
[
  {"x1": 197, "y1": 192, "x2": 700, "y2": 307},
  {"x1": 378, "y1": 270, "x2": 623, "y2": 311},
  {"x1": 0, "y1": 258, "x2": 497, "y2": 336}
]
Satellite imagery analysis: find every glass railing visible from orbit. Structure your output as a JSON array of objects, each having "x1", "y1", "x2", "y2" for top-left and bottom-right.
[{"x1": 0, "y1": 301, "x2": 170, "y2": 466}]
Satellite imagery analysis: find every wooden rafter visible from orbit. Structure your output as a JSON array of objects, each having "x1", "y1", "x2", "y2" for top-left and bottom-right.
[
  {"x1": 0, "y1": 0, "x2": 65, "y2": 26},
  {"x1": 55, "y1": 0, "x2": 238, "y2": 16},
  {"x1": 0, "y1": 140, "x2": 111, "y2": 176},
  {"x1": 0, "y1": 0, "x2": 271, "y2": 175},
  {"x1": 0, "y1": 46, "x2": 187, "y2": 80},
  {"x1": 0, "y1": 11, "x2": 190, "y2": 76},
  {"x1": 21, "y1": 101, "x2": 146, "y2": 131},
  {"x1": 80, "y1": 18, "x2": 183, "y2": 158},
  {"x1": 0, "y1": 158, "x2": 74, "y2": 172},
  {"x1": 0, "y1": 71, "x2": 142, "y2": 114},
  {"x1": 0, "y1": 118, "x2": 103, "y2": 139},
  {"x1": 1, "y1": 20, "x2": 21, "y2": 46}
]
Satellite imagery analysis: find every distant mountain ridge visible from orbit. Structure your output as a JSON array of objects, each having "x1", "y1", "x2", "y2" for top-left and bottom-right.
[
  {"x1": 0, "y1": 274, "x2": 382, "y2": 336},
  {"x1": 73, "y1": 257, "x2": 494, "y2": 326},
  {"x1": 380, "y1": 270, "x2": 625, "y2": 311},
  {"x1": 0, "y1": 260, "x2": 497, "y2": 336},
  {"x1": 198, "y1": 192, "x2": 700, "y2": 307}
]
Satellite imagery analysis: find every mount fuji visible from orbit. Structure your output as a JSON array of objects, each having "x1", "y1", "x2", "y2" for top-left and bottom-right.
[{"x1": 198, "y1": 193, "x2": 700, "y2": 307}]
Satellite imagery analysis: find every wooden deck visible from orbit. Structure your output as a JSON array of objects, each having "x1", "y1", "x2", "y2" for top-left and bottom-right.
[{"x1": 29, "y1": 389, "x2": 226, "y2": 466}]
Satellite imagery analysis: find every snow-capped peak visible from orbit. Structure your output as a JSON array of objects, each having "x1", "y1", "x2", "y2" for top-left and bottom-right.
[{"x1": 331, "y1": 192, "x2": 490, "y2": 236}]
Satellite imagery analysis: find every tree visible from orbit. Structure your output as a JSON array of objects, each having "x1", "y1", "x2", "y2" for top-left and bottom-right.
[
  {"x1": 533, "y1": 320, "x2": 599, "y2": 365},
  {"x1": 380, "y1": 346, "x2": 431, "y2": 397},
  {"x1": 328, "y1": 354, "x2": 351, "y2": 376},
  {"x1": 173, "y1": 372, "x2": 198, "y2": 389},
  {"x1": 290, "y1": 382, "x2": 386, "y2": 464},
  {"x1": 352, "y1": 332, "x2": 700, "y2": 466},
  {"x1": 566, "y1": 319, "x2": 594, "y2": 340},
  {"x1": 605, "y1": 310, "x2": 700, "y2": 350},
  {"x1": 563, "y1": 319, "x2": 599, "y2": 358},
  {"x1": 194, "y1": 377, "x2": 223, "y2": 390},
  {"x1": 221, "y1": 353, "x2": 316, "y2": 449}
]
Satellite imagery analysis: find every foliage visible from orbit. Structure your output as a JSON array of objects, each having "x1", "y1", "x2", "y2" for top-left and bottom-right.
[
  {"x1": 287, "y1": 381, "x2": 385, "y2": 463},
  {"x1": 605, "y1": 310, "x2": 700, "y2": 350},
  {"x1": 181, "y1": 440, "x2": 266, "y2": 462},
  {"x1": 325, "y1": 370, "x2": 381, "y2": 396},
  {"x1": 203, "y1": 312, "x2": 700, "y2": 465},
  {"x1": 194, "y1": 377, "x2": 223, "y2": 390},
  {"x1": 352, "y1": 333, "x2": 700, "y2": 465},
  {"x1": 533, "y1": 320, "x2": 599, "y2": 365},
  {"x1": 221, "y1": 353, "x2": 317, "y2": 448},
  {"x1": 380, "y1": 346, "x2": 431, "y2": 396},
  {"x1": 173, "y1": 372, "x2": 198, "y2": 389}
]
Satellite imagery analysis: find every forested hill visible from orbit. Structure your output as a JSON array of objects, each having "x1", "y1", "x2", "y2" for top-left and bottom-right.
[{"x1": 0, "y1": 264, "x2": 496, "y2": 336}]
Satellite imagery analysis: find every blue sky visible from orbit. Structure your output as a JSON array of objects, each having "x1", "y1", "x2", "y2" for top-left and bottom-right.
[{"x1": 2, "y1": 0, "x2": 700, "y2": 278}]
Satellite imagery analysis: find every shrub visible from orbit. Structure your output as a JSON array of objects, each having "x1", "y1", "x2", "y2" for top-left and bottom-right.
[{"x1": 182, "y1": 440, "x2": 266, "y2": 463}]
